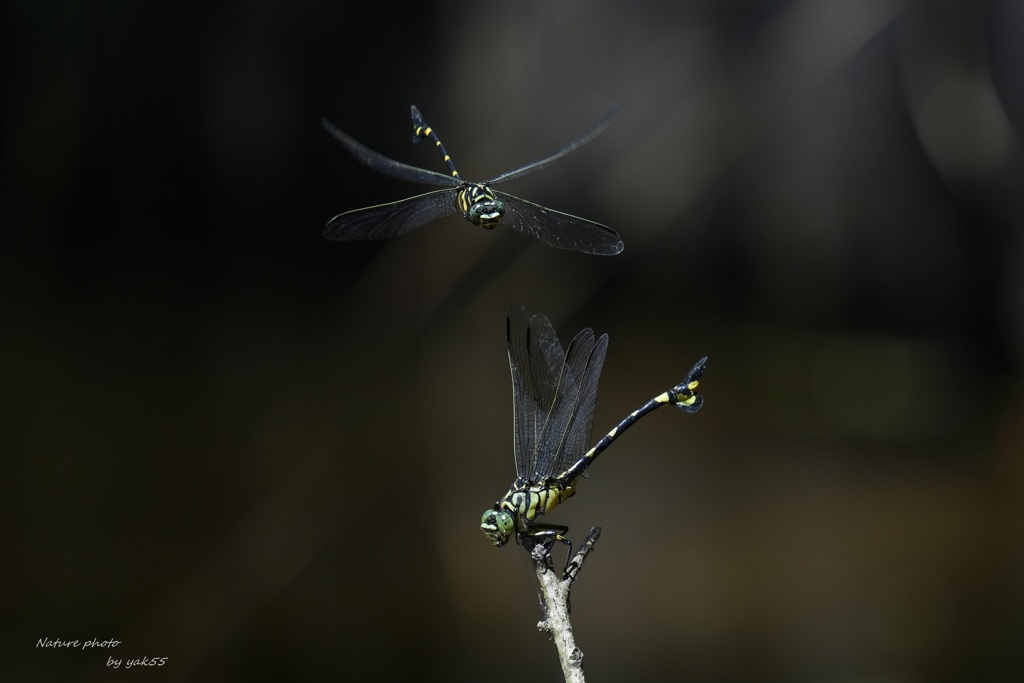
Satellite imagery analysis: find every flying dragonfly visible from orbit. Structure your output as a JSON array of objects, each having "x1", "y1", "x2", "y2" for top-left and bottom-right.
[
  {"x1": 322, "y1": 106, "x2": 624, "y2": 255},
  {"x1": 480, "y1": 304, "x2": 707, "y2": 550}
]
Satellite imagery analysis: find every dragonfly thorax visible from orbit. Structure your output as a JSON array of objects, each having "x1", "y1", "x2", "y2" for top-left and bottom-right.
[
  {"x1": 480, "y1": 478, "x2": 578, "y2": 547},
  {"x1": 458, "y1": 183, "x2": 505, "y2": 229}
]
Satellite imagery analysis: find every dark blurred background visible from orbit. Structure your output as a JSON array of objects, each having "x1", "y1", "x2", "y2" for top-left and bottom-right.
[{"x1": 3, "y1": 0, "x2": 1023, "y2": 681}]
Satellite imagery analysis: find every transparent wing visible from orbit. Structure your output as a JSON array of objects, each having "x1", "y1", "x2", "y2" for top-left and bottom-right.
[
  {"x1": 486, "y1": 106, "x2": 618, "y2": 185},
  {"x1": 324, "y1": 190, "x2": 458, "y2": 240},
  {"x1": 507, "y1": 305, "x2": 567, "y2": 481},
  {"x1": 496, "y1": 192, "x2": 624, "y2": 255},
  {"x1": 322, "y1": 117, "x2": 460, "y2": 187},
  {"x1": 531, "y1": 329, "x2": 608, "y2": 482}
]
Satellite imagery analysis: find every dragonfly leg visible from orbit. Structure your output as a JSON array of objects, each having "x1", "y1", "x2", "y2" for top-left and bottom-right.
[{"x1": 521, "y1": 524, "x2": 576, "y2": 573}]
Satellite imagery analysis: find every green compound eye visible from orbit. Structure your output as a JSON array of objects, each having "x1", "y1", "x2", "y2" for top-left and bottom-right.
[
  {"x1": 480, "y1": 509, "x2": 515, "y2": 547},
  {"x1": 467, "y1": 197, "x2": 505, "y2": 229}
]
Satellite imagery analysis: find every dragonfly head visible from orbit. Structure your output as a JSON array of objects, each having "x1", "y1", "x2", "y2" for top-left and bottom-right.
[
  {"x1": 480, "y1": 507, "x2": 515, "y2": 547},
  {"x1": 460, "y1": 184, "x2": 505, "y2": 229},
  {"x1": 468, "y1": 198, "x2": 505, "y2": 229}
]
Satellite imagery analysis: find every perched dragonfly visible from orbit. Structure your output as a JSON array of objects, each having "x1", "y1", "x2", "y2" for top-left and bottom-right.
[
  {"x1": 480, "y1": 304, "x2": 706, "y2": 549},
  {"x1": 322, "y1": 106, "x2": 623, "y2": 255}
]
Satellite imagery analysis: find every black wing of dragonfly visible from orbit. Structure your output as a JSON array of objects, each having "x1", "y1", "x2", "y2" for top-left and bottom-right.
[
  {"x1": 321, "y1": 106, "x2": 623, "y2": 255},
  {"x1": 480, "y1": 304, "x2": 707, "y2": 548}
]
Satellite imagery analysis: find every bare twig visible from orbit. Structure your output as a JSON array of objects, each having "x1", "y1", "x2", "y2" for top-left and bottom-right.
[{"x1": 527, "y1": 527, "x2": 602, "y2": 683}]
